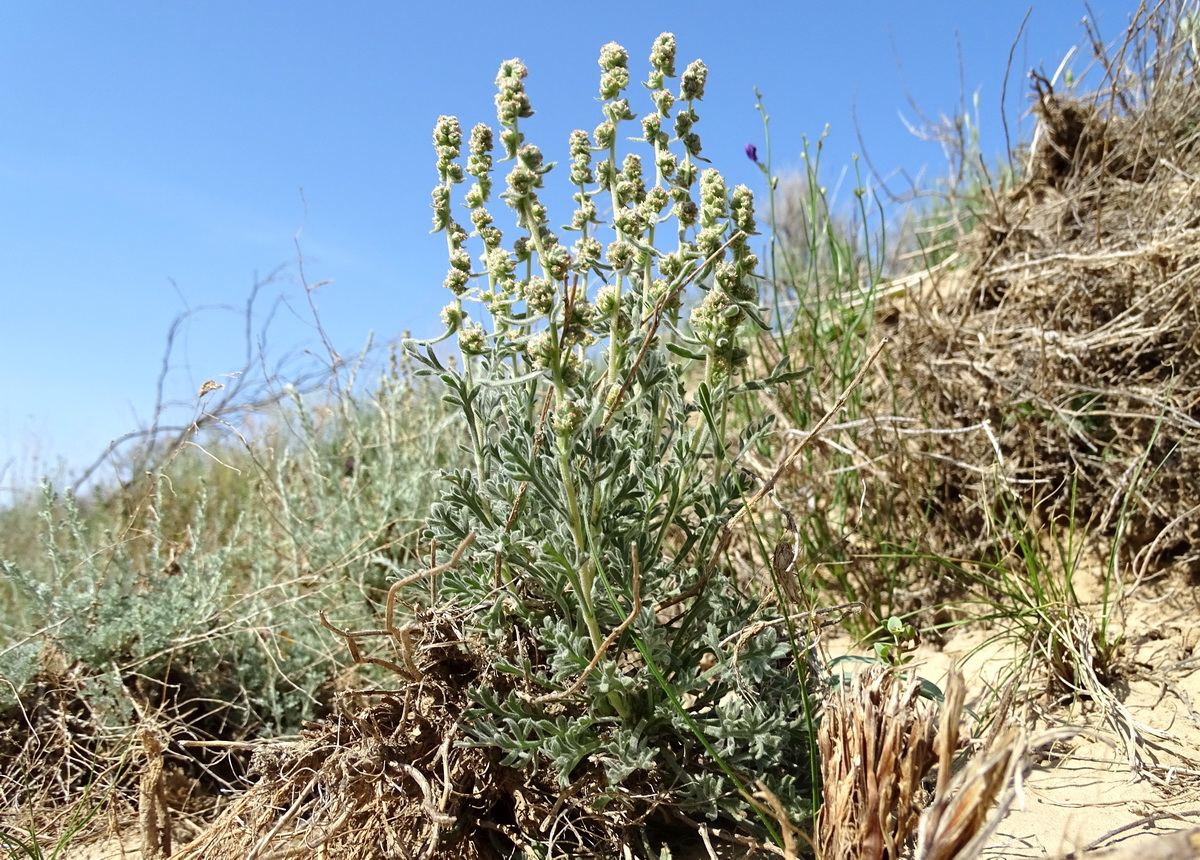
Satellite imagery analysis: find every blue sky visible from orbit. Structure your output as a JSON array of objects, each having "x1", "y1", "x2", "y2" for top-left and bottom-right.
[{"x1": 0, "y1": 1, "x2": 1136, "y2": 497}]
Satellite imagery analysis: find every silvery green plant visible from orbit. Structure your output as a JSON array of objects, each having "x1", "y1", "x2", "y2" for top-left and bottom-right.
[
  {"x1": 0, "y1": 362, "x2": 459, "y2": 729},
  {"x1": 408, "y1": 34, "x2": 816, "y2": 840}
]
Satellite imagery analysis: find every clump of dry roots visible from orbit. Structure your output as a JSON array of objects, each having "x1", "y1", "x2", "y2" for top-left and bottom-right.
[
  {"x1": 172, "y1": 690, "x2": 499, "y2": 859},
  {"x1": 918, "y1": 2, "x2": 1200, "y2": 571},
  {"x1": 170, "y1": 608, "x2": 512, "y2": 860}
]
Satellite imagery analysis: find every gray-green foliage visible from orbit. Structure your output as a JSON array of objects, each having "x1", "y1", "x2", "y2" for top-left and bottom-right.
[
  {"x1": 408, "y1": 34, "x2": 818, "y2": 833},
  {"x1": 16, "y1": 480, "x2": 227, "y2": 669},
  {"x1": 0, "y1": 479, "x2": 229, "y2": 721},
  {"x1": 0, "y1": 356, "x2": 461, "y2": 731}
]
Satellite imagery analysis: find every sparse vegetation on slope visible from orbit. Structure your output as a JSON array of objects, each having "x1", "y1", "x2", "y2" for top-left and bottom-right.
[{"x1": 7, "y1": 4, "x2": 1200, "y2": 859}]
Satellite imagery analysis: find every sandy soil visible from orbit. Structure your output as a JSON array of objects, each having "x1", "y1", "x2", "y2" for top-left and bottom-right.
[{"x1": 904, "y1": 577, "x2": 1200, "y2": 859}]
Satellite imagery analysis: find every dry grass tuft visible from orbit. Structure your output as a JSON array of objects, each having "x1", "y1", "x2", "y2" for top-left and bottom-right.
[
  {"x1": 816, "y1": 664, "x2": 1028, "y2": 860},
  {"x1": 816, "y1": 665, "x2": 941, "y2": 860}
]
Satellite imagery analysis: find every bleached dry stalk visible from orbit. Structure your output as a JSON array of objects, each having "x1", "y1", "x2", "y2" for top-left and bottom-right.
[
  {"x1": 816, "y1": 665, "x2": 939, "y2": 860},
  {"x1": 912, "y1": 671, "x2": 1025, "y2": 860},
  {"x1": 817, "y1": 664, "x2": 1029, "y2": 860}
]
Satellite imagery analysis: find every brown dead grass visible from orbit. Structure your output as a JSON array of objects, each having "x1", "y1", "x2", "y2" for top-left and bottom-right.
[
  {"x1": 758, "y1": 0, "x2": 1200, "y2": 631},
  {"x1": 816, "y1": 665, "x2": 940, "y2": 860}
]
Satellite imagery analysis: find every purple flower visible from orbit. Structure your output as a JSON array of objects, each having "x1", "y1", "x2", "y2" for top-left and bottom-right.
[{"x1": 744, "y1": 143, "x2": 758, "y2": 163}]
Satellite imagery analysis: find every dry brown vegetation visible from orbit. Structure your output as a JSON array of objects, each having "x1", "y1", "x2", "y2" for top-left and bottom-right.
[{"x1": 848, "y1": 1, "x2": 1200, "y2": 614}]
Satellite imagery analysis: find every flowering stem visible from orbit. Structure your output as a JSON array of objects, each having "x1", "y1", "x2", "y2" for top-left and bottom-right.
[{"x1": 519, "y1": 197, "x2": 599, "y2": 645}]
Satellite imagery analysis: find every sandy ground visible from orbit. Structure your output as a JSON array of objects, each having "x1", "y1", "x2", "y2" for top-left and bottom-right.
[{"x1": 903, "y1": 576, "x2": 1200, "y2": 859}]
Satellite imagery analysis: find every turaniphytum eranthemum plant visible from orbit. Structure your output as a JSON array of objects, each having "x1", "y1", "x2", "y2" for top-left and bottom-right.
[{"x1": 406, "y1": 33, "x2": 817, "y2": 855}]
